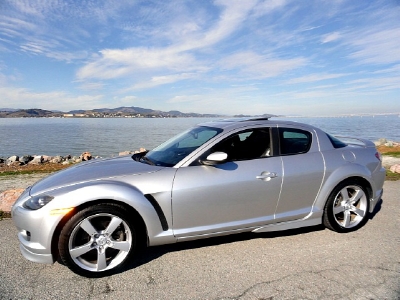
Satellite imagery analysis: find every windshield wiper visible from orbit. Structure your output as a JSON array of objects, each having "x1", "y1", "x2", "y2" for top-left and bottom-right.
[{"x1": 140, "y1": 155, "x2": 155, "y2": 165}]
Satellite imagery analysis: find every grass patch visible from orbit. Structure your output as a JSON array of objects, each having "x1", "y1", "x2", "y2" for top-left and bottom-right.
[
  {"x1": 386, "y1": 170, "x2": 400, "y2": 181},
  {"x1": 0, "y1": 169, "x2": 54, "y2": 177},
  {"x1": 0, "y1": 210, "x2": 11, "y2": 220},
  {"x1": 0, "y1": 163, "x2": 69, "y2": 177},
  {"x1": 382, "y1": 151, "x2": 400, "y2": 158}
]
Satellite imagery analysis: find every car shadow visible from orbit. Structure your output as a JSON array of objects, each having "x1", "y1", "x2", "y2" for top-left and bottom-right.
[
  {"x1": 122, "y1": 224, "x2": 326, "y2": 274},
  {"x1": 122, "y1": 199, "x2": 384, "y2": 274}
]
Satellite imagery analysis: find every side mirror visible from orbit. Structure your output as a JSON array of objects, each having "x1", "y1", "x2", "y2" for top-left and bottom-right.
[{"x1": 201, "y1": 152, "x2": 228, "y2": 166}]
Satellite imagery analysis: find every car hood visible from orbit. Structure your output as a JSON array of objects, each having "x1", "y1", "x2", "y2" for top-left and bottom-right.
[{"x1": 29, "y1": 156, "x2": 163, "y2": 196}]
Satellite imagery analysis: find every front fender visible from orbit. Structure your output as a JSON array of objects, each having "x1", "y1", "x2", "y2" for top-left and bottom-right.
[{"x1": 49, "y1": 180, "x2": 176, "y2": 246}]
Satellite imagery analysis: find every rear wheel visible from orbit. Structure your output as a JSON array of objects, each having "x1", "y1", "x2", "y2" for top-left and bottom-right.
[
  {"x1": 323, "y1": 180, "x2": 370, "y2": 233},
  {"x1": 58, "y1": 204, "x2": 136, "y2": 277}
]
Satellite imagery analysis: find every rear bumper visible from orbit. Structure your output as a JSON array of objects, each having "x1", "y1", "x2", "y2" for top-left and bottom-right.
[{"x1": 369, "y1": 188, "x2": 383, "y2": 213}]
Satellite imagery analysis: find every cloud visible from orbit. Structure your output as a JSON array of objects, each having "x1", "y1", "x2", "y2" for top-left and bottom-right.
[
  {"x1": 127, "y1": 73, "x2": 199, "y2": 91},
  {"x1": 0, "y1": 86, "x2": 104, "y2": 111},
  {"x1": 219, "y1": 51, "x2": 306, "y2": 79},
  {"x1": 285, "y1": 73, "x2": 348, "y2": 84},
  {"x1": 348, "y1": 28, "x2": 400, "y2": 65},
  {"x1": 76, "y1": 47, "x2": 204, "y2": 81},
  {"x1": 76, "y1": 1, "x2": 262, "y2": 81},
  {"x1": 321, "y1": 32, "x2": 341, "y2": 44}
]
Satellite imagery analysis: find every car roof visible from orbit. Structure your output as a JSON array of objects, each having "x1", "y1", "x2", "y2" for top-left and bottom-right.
[{"x1": 198, "y1": 117, "x2": 317, "y2": 131}]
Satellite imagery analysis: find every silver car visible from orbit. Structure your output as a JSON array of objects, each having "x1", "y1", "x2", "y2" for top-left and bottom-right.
[{"x1": 12, "y1": 118, "x2": 385, "y2": 277}]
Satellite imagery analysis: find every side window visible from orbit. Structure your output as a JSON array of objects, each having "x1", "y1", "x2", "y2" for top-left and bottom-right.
[
  {"x1": 279, "y1": 128, "x2": 311, "y2": 155},
  {"x1": 212, "y1": 128, "x2": 271, "y2": 161}
]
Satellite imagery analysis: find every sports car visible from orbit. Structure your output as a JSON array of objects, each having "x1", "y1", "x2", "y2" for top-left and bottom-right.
[{"x1": 12, "y1": 118, "x2": 385, "y2": 277}]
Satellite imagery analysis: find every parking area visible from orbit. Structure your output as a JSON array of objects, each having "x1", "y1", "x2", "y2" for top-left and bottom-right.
[{"x1": 0, "y1": 181, "x2": 399, "y2": 300}]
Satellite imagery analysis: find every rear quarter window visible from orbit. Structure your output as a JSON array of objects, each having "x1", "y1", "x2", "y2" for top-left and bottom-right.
[
  {"x1": 326, "y1": 134, "x2": 347, "y2": 149},
  {"x1": 279, "y1": 128, "x2": 312, "y2": 155}
]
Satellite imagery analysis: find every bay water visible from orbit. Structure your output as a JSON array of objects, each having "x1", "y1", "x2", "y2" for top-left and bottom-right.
[{"x1": 0, "y1": 115, "x2": 399, "y2": 158}]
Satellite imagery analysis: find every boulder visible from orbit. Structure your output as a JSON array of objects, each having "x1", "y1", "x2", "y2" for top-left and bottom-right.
[
  {"x1": 119, "y1": 151, "x2": 132, "y2": 156},
  {"x1": 29, "y1": 155, "x2": 43, "y2": 165},
  {"x1": 8, "y1": 161, "x2": 22, "y2": 167},
  {"x1": 80, "y1": 152, "x2": 92, "y2": 161},
  {"x1": 50, "y1": 156, "x2": 63, "y2": 163},
  {"x1": 389, "y1": 164, "x2": 400, "y2": 174},
  {"x1": 42, "y1": 155, "x2": 52, "y2": 163},
  {"x1": 0, "y1": 189, "x2": 24, "y2": 213},
  {"x1": 6, "y1": 155, "x2": 19, "y2": 166},
  {"x1": 20, "y1": 155, "x2": 33, "y2": 165},
  {"x1": 134, "y1": 148, "x2": 147, "y2": 154}
]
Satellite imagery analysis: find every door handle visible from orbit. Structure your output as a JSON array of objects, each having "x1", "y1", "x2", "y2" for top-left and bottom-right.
[{"x1": 256, "y1": 172, "x2": 277, "y2": 181}]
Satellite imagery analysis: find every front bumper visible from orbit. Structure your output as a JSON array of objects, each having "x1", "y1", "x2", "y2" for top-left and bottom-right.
[
  {"x1": 19, "y1": 243, "x2": 54, "y2": 264},
  {"x1": 12, "y1": 199, "x2": 64, "y2": 265}
]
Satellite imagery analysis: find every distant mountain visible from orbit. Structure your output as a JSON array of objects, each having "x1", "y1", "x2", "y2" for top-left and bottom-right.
[
  {"x1": 0, "y1": 109, "x2": 61, "y2": 118},
  {"x1": 233, "y1": 113, "x2": 278, "y2": 118},
  {"x1": 0, "y1": 108, "x2": 19, "y2": 112},
  {"x1": 0, "y1": 106, "x2": 224, "y2": 118}
]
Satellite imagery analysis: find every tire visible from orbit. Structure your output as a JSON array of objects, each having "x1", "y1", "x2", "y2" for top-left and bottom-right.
[
  {"x1": 58, "y1": 203, "x2": 137, "y2": 277},
  {"x1": 323, "y1": 180, "x2": 370, "y2": 233}
]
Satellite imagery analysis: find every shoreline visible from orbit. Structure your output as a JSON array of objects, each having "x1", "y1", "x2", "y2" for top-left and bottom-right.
[{"x1": 1, "y1": 144, "x2": 400, "y2": 216}]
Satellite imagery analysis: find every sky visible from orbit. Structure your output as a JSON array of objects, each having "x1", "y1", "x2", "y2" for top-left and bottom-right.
[{"x1": 0, "y1": 0, "x2": 399, "y2": 116}]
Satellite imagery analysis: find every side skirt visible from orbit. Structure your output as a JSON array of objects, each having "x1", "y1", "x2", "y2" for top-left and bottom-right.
[{"x1": 252, "y1": 217, "x2": 321, "y2": 233}]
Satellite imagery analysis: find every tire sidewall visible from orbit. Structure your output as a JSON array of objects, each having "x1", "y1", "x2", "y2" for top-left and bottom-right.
[
  {"x1": 58, "y1": 203, "x2": 136, "y2": 277},
  {"x1": 323, "y1": 180, "x2": 370, "y2": 233}
]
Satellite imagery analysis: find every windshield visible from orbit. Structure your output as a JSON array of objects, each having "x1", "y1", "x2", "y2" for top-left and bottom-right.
[{"x1": 142, "y1": 126, "x2": 222, "y2": 167}]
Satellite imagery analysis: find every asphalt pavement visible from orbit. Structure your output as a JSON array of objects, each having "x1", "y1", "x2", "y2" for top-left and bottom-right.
[{"x1": 0, "y1": 181, "x2": 399, "y2": 300}]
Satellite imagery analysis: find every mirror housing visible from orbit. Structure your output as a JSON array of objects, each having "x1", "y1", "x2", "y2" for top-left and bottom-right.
[{"x1": 201, "y1": 152, "x2": 228, "y2": 166}]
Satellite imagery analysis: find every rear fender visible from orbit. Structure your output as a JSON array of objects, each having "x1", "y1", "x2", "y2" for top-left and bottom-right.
[{"x1": 311, "y1": 163, "x2": 374, "y2": 213}]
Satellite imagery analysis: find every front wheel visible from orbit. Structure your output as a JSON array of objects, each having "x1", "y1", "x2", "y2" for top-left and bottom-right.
[
  {"x1": 58, "y1": 204, "x2": 136, "y2": 277},
  {"x1": 323, "y1": 180, "x2": 370, "y2": 233}
]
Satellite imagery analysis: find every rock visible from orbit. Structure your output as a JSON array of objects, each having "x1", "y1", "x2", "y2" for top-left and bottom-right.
[
  {"x1": 50, "y1": 156, "x2": 63, "y2": 163},
  {"x1": 134, "y1": 148, "x2": 147, "y2": 154},
  {"x1": 389, "y1": 164, "x2": 400, "y2": 174},
  {"x1": 20, "y1": 155, "x2": 33, "y2": 165},
  {"x1": 119, "y1": 151, "x2": 132, "y2": 156},
  {"x1": 42, "y1": 155, "x2": 52, "y2": 163},
  {"x1": 385, "y1": 141, "x2": 394, "y2": 147},
  {"x1": 376, "y1": 138, "x2": 387, "y2": 146},
  {"x1": 0, "y1": 157, "x2": 5, "y2": 164},
  {"x1": 6, "y1": 155, "x2": 19, "y2": 166},
  {"x1": 8, "y1": 161, "x2": 22, "y2": 167},
  {"x1": 29, "y1": 155, "x2": 43, "y2": 165},
  {"x1": 0, "y1": 189, "x2": 25, "y2": 213},
  {"x1": 80, "y1": 152, "x2": 92, "y2": 161}
]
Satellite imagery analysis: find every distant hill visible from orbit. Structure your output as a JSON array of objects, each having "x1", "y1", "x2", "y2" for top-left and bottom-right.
[
  {"x1": 0, "y1": 109, "x2": 61, "y2": 118},
  {"x1": 0, "y1": 108, "x2": 19, "y2": 112},
  {"x1": 0, "y1": 106, "x2": 224, "y2": 118}
]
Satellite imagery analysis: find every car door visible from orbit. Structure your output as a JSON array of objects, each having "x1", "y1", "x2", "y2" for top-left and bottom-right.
[
  {"x1": 171, "y1": 127, "x2": 283, "y2": 238},
  {"x1": 273, "y1": 127, "x2": 325, "y2": 222}
]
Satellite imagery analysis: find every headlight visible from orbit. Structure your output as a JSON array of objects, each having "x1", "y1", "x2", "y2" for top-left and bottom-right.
[{"x1": 23, "y1": 195, "x2": 54, "y2": 210}]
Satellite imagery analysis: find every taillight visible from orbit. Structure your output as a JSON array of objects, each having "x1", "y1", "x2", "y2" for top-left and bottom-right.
[{"x1": 375, "y1": 152, "x2": 382, "y2": 161}]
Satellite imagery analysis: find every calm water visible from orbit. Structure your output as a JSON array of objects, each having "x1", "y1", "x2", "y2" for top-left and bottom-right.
[{"x1": 0, "y1": 115, "x2": 399, "y2": 157}]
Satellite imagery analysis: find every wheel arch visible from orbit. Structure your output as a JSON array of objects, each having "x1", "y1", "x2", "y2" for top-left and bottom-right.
[
  {"x1": 49, "y1": 181, "x2": 176, "y2": 261},
  {"x1": 51, "y1": 199, "x2": 148, "y2": 262},
  {"x1": 313, "y1": 164, "x2": 374, "y2": 214}
]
